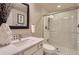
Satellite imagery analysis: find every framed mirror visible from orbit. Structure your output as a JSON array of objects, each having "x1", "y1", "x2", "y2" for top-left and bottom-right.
[{"x1": 7, "y1": 3, "x2": 29, "y2": 29}]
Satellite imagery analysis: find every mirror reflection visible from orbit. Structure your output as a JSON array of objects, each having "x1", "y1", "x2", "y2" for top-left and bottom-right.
[{"x1": 6, "y1": 3, "x2": 29, "y2": 29}]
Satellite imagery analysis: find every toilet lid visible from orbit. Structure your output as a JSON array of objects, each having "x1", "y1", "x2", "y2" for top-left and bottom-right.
[{"x1": 43, "y1": 44, "x2": 56, "y2": 51}]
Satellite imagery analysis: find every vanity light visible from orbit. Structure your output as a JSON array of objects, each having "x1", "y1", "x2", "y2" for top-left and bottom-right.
[
  {"x1": 57, "y1": 5, "x2": 61, "y2": 8},
  {"x1": 49, "y1": 15, "x2": 54, "y2": 18}
]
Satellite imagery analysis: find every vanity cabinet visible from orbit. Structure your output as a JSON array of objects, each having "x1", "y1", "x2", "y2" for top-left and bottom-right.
[
  {"x1": 0, "y1": 37, "x2": 44, "y2": 55},
  {"x1": 33, "y1": 48, "x2": 43, "y2": 55},
  {"x1": 15, "y1": 42, "x2": 43, "y2": 55},
  {"x1": 24, "y1": 42, "x2": 43, "y2": 55}
]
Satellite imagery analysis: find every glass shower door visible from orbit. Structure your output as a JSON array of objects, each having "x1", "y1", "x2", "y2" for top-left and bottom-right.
[{"x1": 49, "y1": 9, "x2": 77, "y2": 51}]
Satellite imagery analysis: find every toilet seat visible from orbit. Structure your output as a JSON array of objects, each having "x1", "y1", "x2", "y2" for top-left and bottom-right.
[{"x1": 43, "y1": 44, "x2": 56, "y2": 54}]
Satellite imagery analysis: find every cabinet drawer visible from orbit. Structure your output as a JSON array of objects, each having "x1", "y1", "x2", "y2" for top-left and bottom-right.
[
  {"x1": 38, "y1": 42, "x2": 43, "y2": 49},
  {"x1": 33, "y1": 48, "x2": 43, "y2": 55},
  {"x1": 24, "y1": 45, "x2": 38, "y2": 55}
]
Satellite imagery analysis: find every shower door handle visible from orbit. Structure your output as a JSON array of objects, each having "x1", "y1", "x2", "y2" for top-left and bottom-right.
[
  {"x1": 45, "y1": 26, "x2": 49, "y2": 30},
  {"x1": 45, "y1": 26, "x2": 48, "y2": 29}
]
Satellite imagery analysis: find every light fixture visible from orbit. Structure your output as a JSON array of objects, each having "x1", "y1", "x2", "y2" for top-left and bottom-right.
[
  {"x1": 63, "y1": 16, "x2": 69, "y2": 19},
  {"x1": 57, "y1": 5, "x2": 61, "y2": 8}
]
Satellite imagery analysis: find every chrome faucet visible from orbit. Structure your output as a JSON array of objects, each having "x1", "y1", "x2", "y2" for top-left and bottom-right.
[{"x1": 18, "y1": 34, "x2": 22, "y2": 41}]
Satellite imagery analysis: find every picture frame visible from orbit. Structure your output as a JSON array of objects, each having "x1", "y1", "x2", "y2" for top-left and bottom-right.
[{"x1": 17, "y1": 14, "x2": 25, "y2": 24}]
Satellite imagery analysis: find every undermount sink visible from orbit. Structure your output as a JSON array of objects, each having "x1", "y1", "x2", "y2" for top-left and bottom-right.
[{"x1": 12, "y1": 39, "x2": 32, "y2": 47}]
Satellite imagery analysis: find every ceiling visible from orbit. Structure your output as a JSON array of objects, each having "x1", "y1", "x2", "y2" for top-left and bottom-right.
[{"x1": 33, "y1": 3, "x2": 78, "y2": 12}]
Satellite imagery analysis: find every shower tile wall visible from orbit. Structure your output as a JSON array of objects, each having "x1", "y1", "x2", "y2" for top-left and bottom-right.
[
  {"x1": 49, "y1": 9, "x2": 77, "y2": 51},
  {"x1": 77, "y1": 9, "x2": 79, "y2": 54}
]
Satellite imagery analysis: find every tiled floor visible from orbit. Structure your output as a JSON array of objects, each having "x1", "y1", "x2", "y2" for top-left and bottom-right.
[{"x1": 54, "y1": 45, "x2": 77, "y2": 55}]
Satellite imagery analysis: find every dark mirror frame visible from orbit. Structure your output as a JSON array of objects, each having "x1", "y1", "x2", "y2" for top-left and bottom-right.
[{"x1": 10, "y1": 3, "x2": 29, "y2": 29}]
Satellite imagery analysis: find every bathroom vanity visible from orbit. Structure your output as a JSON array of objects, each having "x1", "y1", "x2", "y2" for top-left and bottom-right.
[{"x1": 0, "y1": 37, "x2": 44, "y2": 55}]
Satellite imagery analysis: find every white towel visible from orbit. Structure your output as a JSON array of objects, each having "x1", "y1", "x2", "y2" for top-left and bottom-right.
[{"x1": 0, "y1": 23, "x2": 13, "y2": 45}]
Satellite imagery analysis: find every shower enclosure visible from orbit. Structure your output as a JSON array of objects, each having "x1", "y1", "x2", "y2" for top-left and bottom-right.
[{"x1": 43, "y1": 9, "x2": 79, "y2": 54}]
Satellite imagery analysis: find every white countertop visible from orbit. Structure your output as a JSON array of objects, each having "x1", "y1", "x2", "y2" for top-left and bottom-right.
[{"x1": 0, "y1": 37, "x2": 44, "y2": 55}]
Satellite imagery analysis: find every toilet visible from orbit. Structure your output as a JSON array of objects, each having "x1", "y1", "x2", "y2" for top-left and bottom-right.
[
  {"x1": 43, "y1": 15, "x2": 57, "y2": 55},
  {"x1": 42, "y1": 38, "x2": 57, "y2": 55},
  {"x1": 43, "y1": 43, "x2": 57, "y2": 55}
]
